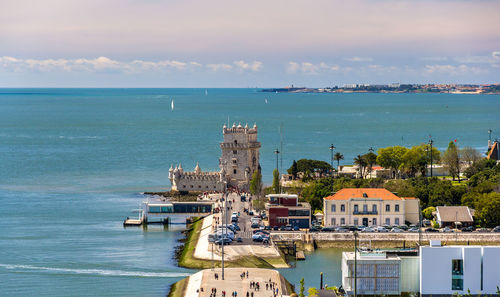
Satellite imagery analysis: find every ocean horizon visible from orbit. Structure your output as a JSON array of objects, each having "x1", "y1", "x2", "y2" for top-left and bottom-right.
[{"x1": 0, "y1": 88, "x2": 499, "y2": 296}]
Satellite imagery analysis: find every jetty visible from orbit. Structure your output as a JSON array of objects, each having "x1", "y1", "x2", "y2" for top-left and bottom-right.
[{"x1": 124, "y1": 199, "x2": 215, "y2": 226}]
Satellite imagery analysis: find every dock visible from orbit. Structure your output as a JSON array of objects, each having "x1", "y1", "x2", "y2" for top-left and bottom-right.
[{"x1": 296, "y1": 251, "x2": 305, "y2": 260}]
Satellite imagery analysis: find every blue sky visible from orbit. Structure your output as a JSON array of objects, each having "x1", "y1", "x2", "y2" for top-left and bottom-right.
[{"x1": 1, "y1": 0, "x2": 499, "y2": 87}]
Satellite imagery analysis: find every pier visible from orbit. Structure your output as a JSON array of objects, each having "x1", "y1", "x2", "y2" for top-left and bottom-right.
[{"x1": 124, "y1": 199, "x2": 215, "y2": 226}]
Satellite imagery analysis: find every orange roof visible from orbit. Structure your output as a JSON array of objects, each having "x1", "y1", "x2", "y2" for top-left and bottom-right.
[{"x1": 324, "y1": 188, "x2": 402, "y2": 201}]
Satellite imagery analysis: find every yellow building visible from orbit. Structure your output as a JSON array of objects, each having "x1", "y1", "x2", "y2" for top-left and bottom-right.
[{"x1": 323, "y1": 188, "x2": 420, "y2": 227}]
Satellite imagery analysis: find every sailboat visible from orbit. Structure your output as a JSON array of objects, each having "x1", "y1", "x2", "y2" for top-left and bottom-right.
[
  {"x1": 171, "y1": 99, "x2": 174, "y2": 111},
  {"x1": 205, "y1": 89, "x2": 208, "y2": 96},
  {"x1": 265, "y1": 98, "x2": 268, "y2": 104}
]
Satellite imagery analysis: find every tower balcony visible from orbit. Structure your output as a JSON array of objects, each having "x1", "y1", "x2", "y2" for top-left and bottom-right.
[{"x1": 220, "y1": 142, "x2": 261, "y2": 149}]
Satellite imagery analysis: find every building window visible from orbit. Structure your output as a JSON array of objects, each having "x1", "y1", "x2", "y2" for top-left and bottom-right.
[
  {"x1": 395, "y1": 204, "x2": 400, "y2": 212},
  {"x1": 232, "y1": 159, "x2": 237, "y2": 164},
  {"x1": 395, "y1": 218, "x2": 400, "y2": 225},
  {"x1": 386, "y1": 204, "x2": 390, "y2": 212},
  {"x1": 373, "y1": 218, "x2": 377, "y2": 226},
  {"x1": 363, "y1": 205, "x2": 368, "y2": 212},
  {"x1": 354, "y1": 205, "x2": 358, "y2": 212},
  {"x1": 233, "y1": 150, "x2": 237, "y2": 154},
  {"x1": 354, "y1": 218, "x2": 358, "y2": 226},
  {"x1": 234, "y1": 140, "x2": 238, "y2": 144},
  {"x1": 340, "y1": 218, "x2": 345, "y2": 225},
  {"x1": 198, "y1": 185, "x2": 201, "y2": 188},
  {"x1": 452, "y1": 259, "x2": 464, "y2": 290},
  {"x1": 190, "y1": 185, "x2": 193, "y2": 188},
  {"x1": 331, "y1": 204, "x2": 336, "y2": 212},
  {"x1": 331, "y1": 218, "x2": 336, "y2": 225},
  {"x1": 372, "y1": 205, "x2": 377, "y2": 213},
  {"x1": 340, "y1": 204, "x2": 345, "y2": 212},
  {"x1": 385, "y1": 218, "x2": 390, "y2": 225},
  {"x1": 233, "y1": 169, "x2": 237, "y2": 174}
]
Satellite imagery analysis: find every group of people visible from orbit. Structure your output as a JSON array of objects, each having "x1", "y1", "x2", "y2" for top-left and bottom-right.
[{"x1": 206, "y1": 271, "x2": 281, "y2": 297}]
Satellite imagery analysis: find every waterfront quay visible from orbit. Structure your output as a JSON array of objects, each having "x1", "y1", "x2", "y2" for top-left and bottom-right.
[{"x1": 183, "y1": 268, "x2": 290, "y2": 297}]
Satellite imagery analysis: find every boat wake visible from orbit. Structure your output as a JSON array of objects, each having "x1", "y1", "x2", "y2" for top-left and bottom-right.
[{"x1": 0, "y1": 264, "x2": 190, "y2": 278}]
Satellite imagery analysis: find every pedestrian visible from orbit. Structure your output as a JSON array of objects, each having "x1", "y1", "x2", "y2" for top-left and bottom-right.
[
  {"x1": 266, "y1": 283, "x2": 269, "y2": 290},
  {"x1": 246, "y1": 270, "x2": 248, "y2": 278},
  {"x1": 246, "y1": 292, "x2": 249, "y2": 297}
]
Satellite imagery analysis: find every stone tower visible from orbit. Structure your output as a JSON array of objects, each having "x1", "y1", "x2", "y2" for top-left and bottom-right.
[{"x1": 220, "y1": 123, "x2": 261, "y2": 190}]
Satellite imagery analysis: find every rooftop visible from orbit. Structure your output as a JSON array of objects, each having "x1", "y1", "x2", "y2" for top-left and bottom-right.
[
  {"x1": 436, "y1": 206, "x2": 474, "y2": 223},
  {"x1": 324, "y1": 188, "x2": 402, "y2": 201}
]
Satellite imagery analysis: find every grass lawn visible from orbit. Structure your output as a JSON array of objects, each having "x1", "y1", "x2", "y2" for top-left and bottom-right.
[{"x1": 167, "y1": 276, "x2": 188, "y2": 297}]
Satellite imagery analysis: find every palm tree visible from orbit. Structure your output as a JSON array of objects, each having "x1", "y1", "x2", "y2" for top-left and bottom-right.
[
  {"x1": 354, "y1": 155, "x2": 367, "y2": 179},
  {"x1": 333, "y1": 152, "x2": 344, "y2": 173}
]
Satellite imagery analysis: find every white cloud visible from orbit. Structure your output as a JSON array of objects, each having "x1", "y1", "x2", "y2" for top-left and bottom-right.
[
  {"x1": 421, "y1": 56, "x2": 448, "y2": 62},
  {"x1": 423, "y1": 64, "x2": 484, "y2": 75},
  {"x1": 0, "y1": 56, "x2": 264, "y2": 73},
  {"x1": 286, "y1": 61, "x2": 340, "y2": 75},
  {"x1": 206, "y1": 63, "x2": 233, "y2": 72},
  {"x1": 344, "y1": 57, "x2": 373, "y2": 62},
  {"x1": 493, "y1": 51, "x2": 500, "y2": 59},
  {"x1": 233, "y1": 60, "x2": 263, "y2": 72}
]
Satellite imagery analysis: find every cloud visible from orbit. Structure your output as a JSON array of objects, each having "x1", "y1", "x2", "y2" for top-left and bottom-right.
[
  {"x1": 493, "y1": 51, "x2": 500, "y2": 59},
  {"x1": 286, "y1": 61, "x2": 340, "y2": 75},
  {"x1": 344, "y1": 57, "x2": 373, "y2": 62},
  {"x1": 233, "y1": 60, "x2": 263, "y2": 72},
  {"x1": 0, "y1": 56, "x2": 264, "y2": 74},
  {"x1": 421, "y1": 56, "x2": 448, "y2": 62},
  {"x1": 206, "y1": 63, "x2": 233, "y2": 72},
  {"x1": 423, "y1": 64, "x2": 484, "y2": 75}
]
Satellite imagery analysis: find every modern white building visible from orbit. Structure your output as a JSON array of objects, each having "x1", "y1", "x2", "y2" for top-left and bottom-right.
[
  {"x1": 341, "y1": 249, "x2": 419, "y2": 296},
  {"x1": 420, "y1": 242, "x2": 500, "y2": 296}
]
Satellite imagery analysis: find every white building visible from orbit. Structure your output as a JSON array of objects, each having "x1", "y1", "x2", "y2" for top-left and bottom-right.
[
  {"x1": 342, "y1": 250, "x2": 419, "y2": 295},
  {"x1": 420, "y1": 242, "x2": 500, "y2": 296}
]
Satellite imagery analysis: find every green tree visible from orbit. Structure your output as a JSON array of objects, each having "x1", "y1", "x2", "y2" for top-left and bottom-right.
[
  {"x1": 474, "y1": 192, "x2": 500, "y2": 227},
  {"x1": 250, "y1": 168, "x2": 262, "y2": 197},
  {"x1": 442, "y1": 141, "x2": 461, "y2": 181},
  {"x1": 354, "y1": 155, "x2": 367, "y2": 178},
  {"x1": 290, "y1": 159, "x2": 333, "y2": 178},
  {"x1": 308, "y1": 287, "x2": 319, "y2": 297},
  {"x1": 333, "y1": 152, "x2": 344, "y2": 172},
  {"x1": 363, "y1": 152, "x2": 378, "y2": 178},
  {"x1": 289, "y1": 160, "x2": 299, "y2": 179},
  {"x1": 422, "y1": 206, "x2": 436, "y2": 220},
  {"x1": 299, "y1": 278, "x2": 305, "y2": 297},
  {"x1": 272, "y1": 169, "x2": 280, "y2": 194},
  {"x1": 376, "y1": 146, "x2": 409, "y2": 178}
]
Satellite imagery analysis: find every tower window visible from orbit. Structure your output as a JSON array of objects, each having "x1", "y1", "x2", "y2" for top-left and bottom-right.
[
  {"x1": 233, "y1": 150, "x2": 237, "y2": 154},
  {"x1": 233, "y1": 169, "x2": 237, "y2": 174},
  {"x1": 234, "y1": 140, "x2": 237, "y2": 144}
]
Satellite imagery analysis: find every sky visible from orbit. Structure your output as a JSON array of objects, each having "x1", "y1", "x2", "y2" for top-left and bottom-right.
[{"x1": 1, "y1": 0, "x2": 499, "y2": 87}]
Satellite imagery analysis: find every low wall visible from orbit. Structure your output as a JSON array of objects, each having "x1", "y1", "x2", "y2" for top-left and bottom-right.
[{"x1": 271, "y1": 232, "x2": 500, "y2": 245}]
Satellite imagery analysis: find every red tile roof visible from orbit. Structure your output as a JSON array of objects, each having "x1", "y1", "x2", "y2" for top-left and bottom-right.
[{"x1": 324, "y1": 188, "x2": 402, "y2": 200}]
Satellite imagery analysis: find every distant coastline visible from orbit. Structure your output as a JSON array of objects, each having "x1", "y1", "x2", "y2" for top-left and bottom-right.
[{"x1": 262, "y1": 83, "x2": 500, "y2": 94}]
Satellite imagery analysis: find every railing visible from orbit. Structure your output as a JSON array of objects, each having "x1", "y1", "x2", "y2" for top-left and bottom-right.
[
  {"x1": 353, "y1": 210, "x2": 378, "y2": 215},
  {"x1": 220, "y1": 142, "x2": 261, "y2": 149}
]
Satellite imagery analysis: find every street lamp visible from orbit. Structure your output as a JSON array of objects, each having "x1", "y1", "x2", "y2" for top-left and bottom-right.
[
  {"x1": 329, "y1": 144, "x2": 336, "y2": 176},
  {"x1": 428, "y1": 138, "x2": 434, "y2": 177},
  {"x1": 274, "y1": 149, "x2": 280, "y2": 171}
]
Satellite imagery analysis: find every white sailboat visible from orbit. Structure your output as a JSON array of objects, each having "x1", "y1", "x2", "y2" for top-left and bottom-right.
[
  {"x1": 171, "y1": 99, "x2": 174, "y2": 111},
  {"x1": 265, "y1": 98, "x2": 268, "y2": 104}
]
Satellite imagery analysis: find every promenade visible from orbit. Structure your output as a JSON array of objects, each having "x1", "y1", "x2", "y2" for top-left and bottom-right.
[{"x1": 185, "y1": 268, "x2": 288, "y2": 297}]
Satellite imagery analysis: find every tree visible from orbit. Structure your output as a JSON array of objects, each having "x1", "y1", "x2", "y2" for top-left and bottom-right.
[
  {"x1": 354, "y1": 155, "x2": 367, "y2": 178},
  {"x1": 289, "y1": 160, "x2": 299, "y2": 179},
  {"x1": 461, "y1": 147, "x2": 481, "y2": 166},
  {"x1": 333, "y1": 152, "x2": 344, "y2": 172},
  {"x1": 422, "y1": 206, "x2": 436, "y2": 220},
  {"x1": 308, "y1": 287, "x2": 319, "y2": 297},
  {"x1": 363, "y1": 152, "x2": 377, "y2": 178},
  {"x1": 272, "y1": 169, "x2": 280, "y2": 194},
  {"x1": 299, "y1": 278, "x2": 305, "y2": 297},
  {"x1": 289, "y1": 159, "x2": 333, "y2": 178},
  {"x1": 250, "y1": 168, "x2": 262, "y2": 197},
  {"x1": 442, "y1": 141, "x2": 461, "y2": 181},
  {"x1": 376, "y1": 146, "x2": 409, "y2": 178}
]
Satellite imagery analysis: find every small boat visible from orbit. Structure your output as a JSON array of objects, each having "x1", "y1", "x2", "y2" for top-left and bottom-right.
[
  {"x1": 205, "y1": 89, "x2": 208, "y2": 96},
  {"x1": 171, "y1": 99, "x2": 174, "y2": 111}
]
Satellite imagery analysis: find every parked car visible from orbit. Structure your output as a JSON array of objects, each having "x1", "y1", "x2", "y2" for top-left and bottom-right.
[
  {"x1": 293, "y1": 226, "x2": 300, "y2": 231},
  {"x1": 442, "y1": 227, "x2": 454, "y2": 233},
  {"x1": 252, "y1": 234, "x2": 264, "y2": 242},
  {"x1": 362, "y1": 227, "x2": 375, "y2": 233},
  {"x1": 321, "y1": 227, "x2": 335, "y2": 232},
  {"x1": 408, "y1": 227, "x2": 420, "y2": 233},
  {"x1": 425, "y1": 228, "x2": 439, "y2": 232},
  {"x1": 376, "y1": 226, "x2": 388, "y2": 232},
  {"x1": 236, "y1": 237, "x2": 243, "y2": 243},
  {"x1": 284, "y1": 225, "x2": 293, "y2": 231},
  {"x1": 309, "y1": 226, "x2": 322, "y2": 232},
  {"x1": 461, "y1": 226, "x2": 474, "y2": 232},
  {"x1": 335, "y1": 227, "x2": 348, "y2": 232},
  {"x1": 477, "y1": 228, "x2": 490, "y2": 233},
  {"x1": 391, "y1": 227, "x2": 403, "y2": 233},
  {"x1": 232, "y1": 224, "x2": 240, "y2": 231},
  {"x1": 215, "y1": 238, "x2": 231, "y2": 245},
  {"x1": 264, "y1": 226, "x2": 272, "y2": 230},
  {"x1": 273, "y1": 226, "x2": 279, "y2": 231},
  {"x1": 492, "y1": 226, "x2": 500, "y2": 233}
]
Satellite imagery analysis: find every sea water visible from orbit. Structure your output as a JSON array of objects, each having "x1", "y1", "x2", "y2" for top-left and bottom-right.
[{"x1": 0, "y1": 88, "x2": 498, "y2": 296}]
